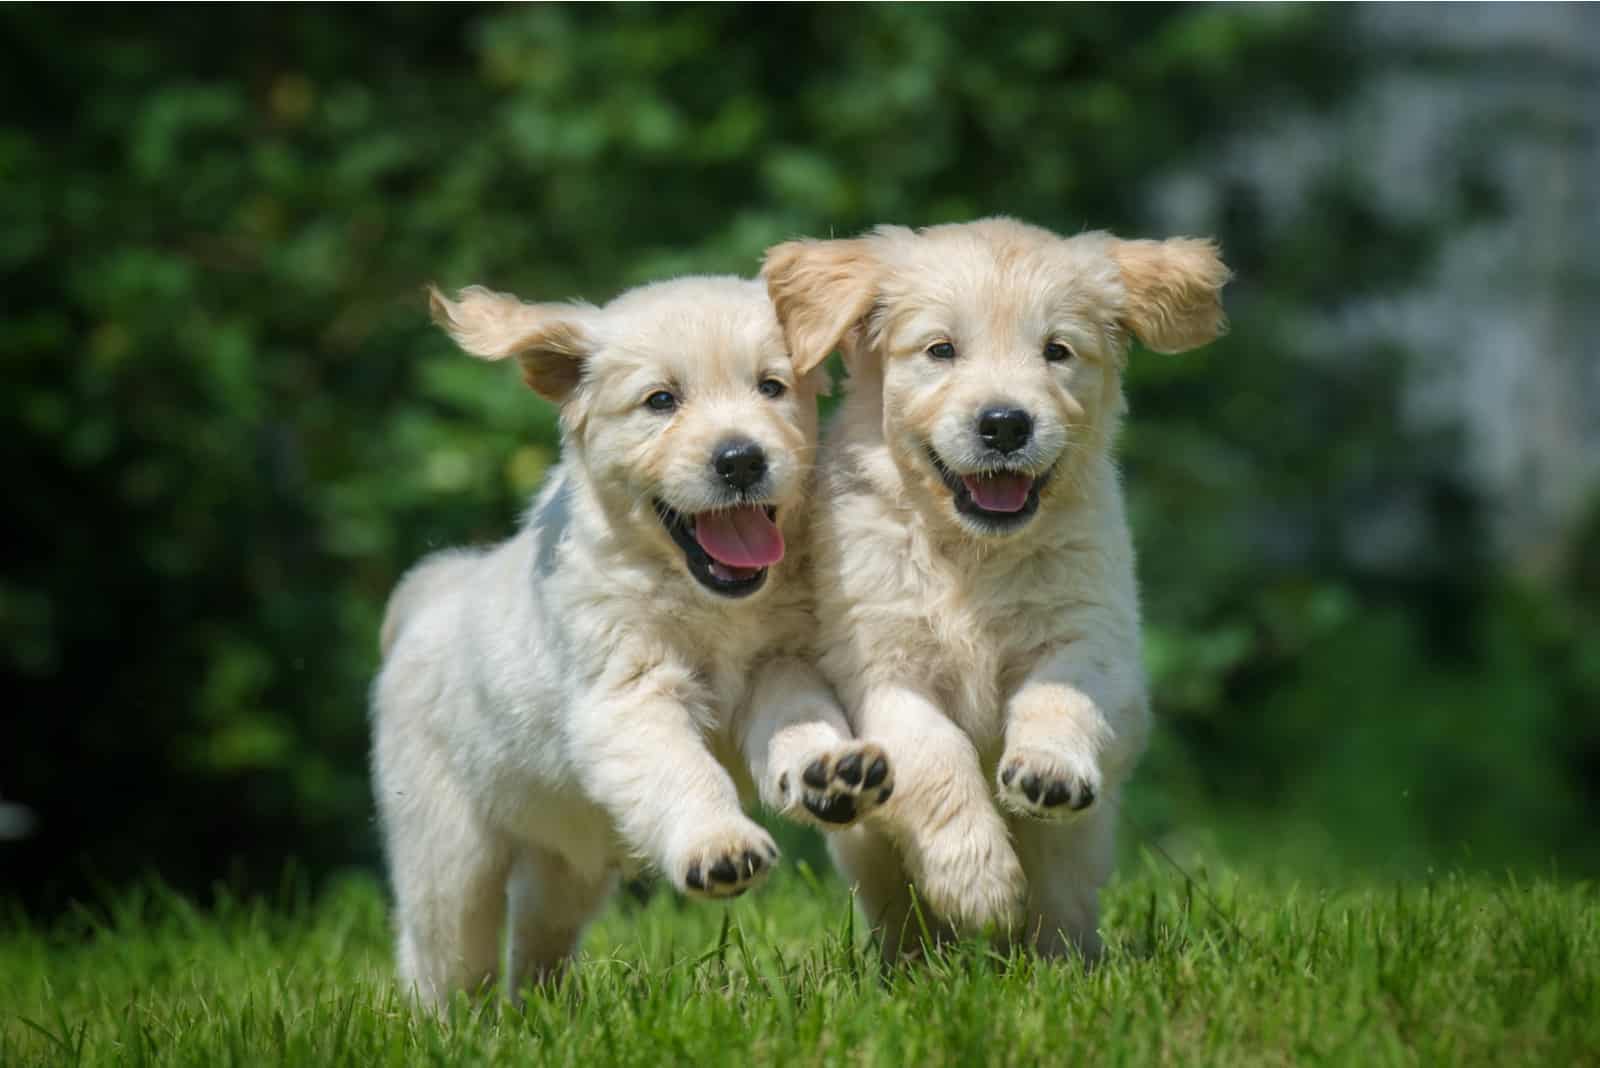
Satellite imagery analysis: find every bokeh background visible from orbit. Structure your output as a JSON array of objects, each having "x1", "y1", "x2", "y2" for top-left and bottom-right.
[{"x1": 4, "y1": 4, "x2": 1598, "y2": 912}]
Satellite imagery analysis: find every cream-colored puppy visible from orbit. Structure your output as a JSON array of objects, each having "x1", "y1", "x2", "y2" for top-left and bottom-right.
[
  {"x1": 763, "y1": 218, "x2": 1228, "y2": 959},
  {"x1": 371, "y1": 276, "x2": 893, "y2": 1007}
]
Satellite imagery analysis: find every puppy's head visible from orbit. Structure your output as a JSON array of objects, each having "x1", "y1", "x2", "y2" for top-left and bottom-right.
[
  {"x1": 764, "y1": 218, "x2": 1228, "y2": 538},
  {"x1": 430, "y1": 277, "x2": 823, "y2": 600}
]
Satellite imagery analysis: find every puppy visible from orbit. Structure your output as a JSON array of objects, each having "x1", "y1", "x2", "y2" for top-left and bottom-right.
[
  {"x1": 763, "y1": 218, "x2": 1228, "y2": 959},
  {"x1": 371, "y1": 275, "x2": 893, "y2": 1006}
]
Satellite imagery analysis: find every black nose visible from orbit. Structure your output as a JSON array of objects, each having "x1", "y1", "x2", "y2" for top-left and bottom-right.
[
  {"x1": 977, "y1": 407, "x2": 1033, "y2": 454},
  {"x1": 713, "y1": 438, "x2": 768, "y2": 491}
]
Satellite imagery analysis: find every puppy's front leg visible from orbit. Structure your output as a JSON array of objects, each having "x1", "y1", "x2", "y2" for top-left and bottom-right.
[
  {"x1": 741, "y1": 656, "x2": 894, "y2": 830},
  {"x1": 996, "y1": 642, "x2": 1150, "y2": 822},
  {"x1": 860, "y1": 684, "x2": 1025, "y2": 932},
  {"x1": 571, "y1": 671, "x2": 778, "y2": 900}
]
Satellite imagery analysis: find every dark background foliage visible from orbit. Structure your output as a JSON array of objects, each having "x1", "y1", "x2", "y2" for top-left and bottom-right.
[{"x1": 4, "y1": 4, "x2": 1596, "y2": 911}]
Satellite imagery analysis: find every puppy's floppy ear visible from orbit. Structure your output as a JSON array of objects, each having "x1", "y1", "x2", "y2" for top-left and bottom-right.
[
  {"x1": 1109, "y1": 238, "x2": 1231, "y2": 354},
  {"x1": 428, "y1": 285, "x2": 597, "y2": 403},
  {"x1": 762, "y1": 239, "x2": 879, "y2": 374}
]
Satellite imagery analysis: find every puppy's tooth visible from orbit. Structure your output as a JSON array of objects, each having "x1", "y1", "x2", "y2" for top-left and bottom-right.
[
  {"x1": 863, "y1": 756, "x2": 889, "y2": 789},
  {"x1": 802, "y1": 759, "x2": 829, "y2": 789},
  {"x1": 836, "y1": 752, "x2": 864, "y2": 786}
]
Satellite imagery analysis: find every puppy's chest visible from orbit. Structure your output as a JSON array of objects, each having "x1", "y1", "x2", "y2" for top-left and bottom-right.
[
  {"x1": 682, "y1": 593, "x2": 809, "y2": 714},
  {"x1": 891, "y1": 586, "x2": 1036, "y2": 750}
]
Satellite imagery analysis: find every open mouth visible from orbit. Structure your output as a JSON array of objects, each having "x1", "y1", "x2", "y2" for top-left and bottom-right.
[
  {"x1": 925, "y1": 446, "x2": 1053, "y2": 532},
  {"x1": 653, "y1": 501, "x2": 784, "y2": 598}
]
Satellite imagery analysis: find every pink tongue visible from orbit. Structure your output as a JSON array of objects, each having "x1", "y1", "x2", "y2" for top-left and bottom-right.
[
  {"x1": 962, "y1": 473, "x2": 1033, "y2": 513},
  {"x1": 693, "y1": 506, "x2": 785, "y2": 568}
]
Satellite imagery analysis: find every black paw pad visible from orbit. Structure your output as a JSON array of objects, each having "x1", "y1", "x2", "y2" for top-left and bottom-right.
[
  {"x1": 740, "y1": 849, "x2": 766, "y2": 878},
  {"x1": 805, "y1": 793, "x2": 857, "y2": 824},
  {"x1": 1021, "y1": 773, "x2": 1042, "y2": 804},
  {"x1": 1001, "y1": 755, "x2": 1097, "y2": 817},
  {"x1": 802, "y1": 759, "x2": 829, "y2": 789},
  {"x1": 836, "y1": 752, "x2": 864, "y2": 786},
  {"x1": 685, "y1": 862, "x2": 704, "y2": 891},
  {"x1": 708, "y1": 856, "x2": 739, "y2": 885},
  {"x1": 877, "y1": 785, "x2": 894, "y2": 805},
  {"x1": 864, "y1": 757, "x2": 889, "y2": 789}
]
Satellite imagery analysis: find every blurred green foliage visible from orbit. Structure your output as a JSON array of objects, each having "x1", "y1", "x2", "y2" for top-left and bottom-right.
[{"x1": 3, "y1": 5, "x2": 1597, "y2": 908}]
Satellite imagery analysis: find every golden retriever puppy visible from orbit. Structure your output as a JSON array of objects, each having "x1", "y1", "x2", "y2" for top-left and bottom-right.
[
  {"x1": 371, "y1": 276, "x2": 893, "y2": 1006},
  {"x1": 763, "y1": 219, "x2": 1228, "y2": 959}
]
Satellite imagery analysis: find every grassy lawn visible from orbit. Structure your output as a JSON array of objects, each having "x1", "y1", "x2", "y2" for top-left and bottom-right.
[{"x1": 2, "y1": 858, "x2": 1596, "y2": 1067}]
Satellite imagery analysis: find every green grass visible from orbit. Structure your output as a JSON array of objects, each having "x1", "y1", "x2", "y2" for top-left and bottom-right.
[{"x1": 3, "y1": 860, "x2": 1597, "y2": 1067}]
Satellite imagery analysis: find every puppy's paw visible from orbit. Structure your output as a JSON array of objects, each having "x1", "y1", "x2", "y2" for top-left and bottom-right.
[
  {"x1": 996, "y1": 746, "x2": 1100, "y2": 821},
  {"x1": 905, "y1": 818, "x2": 1027, "y2": 932},
  {"x1": 672, "y1": 821, "x2": 779, "y2": 901},
  {"x1": 776, "y1": 742, "x2": 894, "y2": 828}
]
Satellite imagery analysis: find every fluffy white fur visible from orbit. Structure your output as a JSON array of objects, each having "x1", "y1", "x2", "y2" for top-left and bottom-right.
[
  {"x1": 371, "y1": 276, "x2": 892, "y2": 1006},
  {"x1": 763, "y1": 218, "x2": 1229, "y2": 959}
]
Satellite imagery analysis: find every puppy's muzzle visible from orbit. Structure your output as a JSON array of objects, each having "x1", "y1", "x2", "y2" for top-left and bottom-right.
[
  {"x1": 926, "y1": 401, "x2": 1056, "y2": 534},
  {"x1": 654, "y1": 435, "x2": 785, "y2": 599}
]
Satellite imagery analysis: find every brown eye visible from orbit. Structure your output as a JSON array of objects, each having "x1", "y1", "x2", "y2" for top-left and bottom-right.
[
  {"x1": 758, "y1": 378, "x2": 787, "y2": 399},
  {"x1": 1043, "y1": 341, "x2": 1075, "y2": 363},
  {"x1": 927, "y1": 341, "x2": 956, "y2": 360},
  {"x1": 645, "y1": 390, "x2": 677, "y2": 413}
]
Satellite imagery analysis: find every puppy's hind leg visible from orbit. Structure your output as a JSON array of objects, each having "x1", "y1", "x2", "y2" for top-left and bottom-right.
[
  {"x1": 829, "y1": 823, "x2": 953, "y2": 964},
  {"x1": 390, "y1": 820, "x2": 511, "y2": 1008},
  {"x1": 504, "y1": 846, "x2": 616, "y2": 996},
  {"x1": 1007, "y1": 797, "x2": 1118, "y2": 963},
  {"x1": 380, "y1": 747, "x2": 511, "y2": 1009}
]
